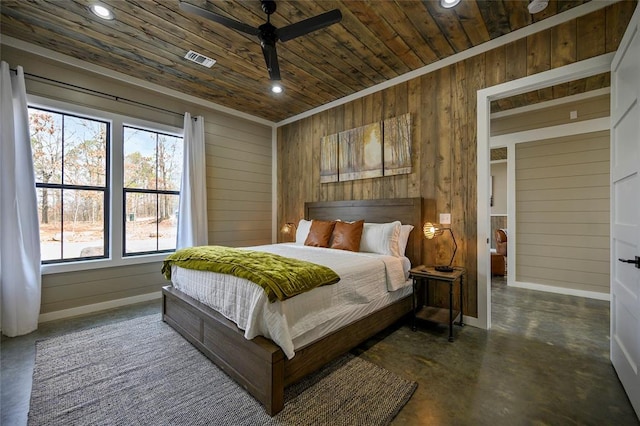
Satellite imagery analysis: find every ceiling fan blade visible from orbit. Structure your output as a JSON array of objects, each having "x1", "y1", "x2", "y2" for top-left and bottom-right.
[
  {"x1": 261, "y1": 43, "x2": 281, "y2": 81},
  {"x1": 179, "y1": 1, "x2": 260, "y2": 36},
  {"x1": 276, "y1": 9, "x2": 342, "y2": 42}
]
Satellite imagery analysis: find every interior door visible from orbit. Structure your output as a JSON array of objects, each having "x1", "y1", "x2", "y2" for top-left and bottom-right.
[{"x1": 610, "y1": 4, "x2": 640, "y2": 418}]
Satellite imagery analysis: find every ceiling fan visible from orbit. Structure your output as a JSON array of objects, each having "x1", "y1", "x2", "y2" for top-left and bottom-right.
[{"x1": 179, "y1": 0, "x2": 343, "y2": 82}]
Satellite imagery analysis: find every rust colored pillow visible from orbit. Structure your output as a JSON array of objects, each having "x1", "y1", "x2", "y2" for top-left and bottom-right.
[
  {"x1": 304, "y1": 220, "x2": 336, "y2": 247},
  {"x1": 331, "y1": 220, "x2": 365, "y2": 252}
]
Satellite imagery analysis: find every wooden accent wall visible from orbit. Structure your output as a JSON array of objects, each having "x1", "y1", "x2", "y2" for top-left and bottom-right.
[{"x1": 277, "y1": 2, "x2": 635, "y2": 317}]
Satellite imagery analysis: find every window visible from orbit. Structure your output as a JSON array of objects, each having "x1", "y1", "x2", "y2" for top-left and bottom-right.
[
  {"x1": 28, "y1": 99, "x2": 184, "y2": 271},
  {"x1": 29, "y1": 107, "x2": 109, "y2": 263},
  {"x1": 123, "y1": 126, "x2": 183, "y2": 255}
]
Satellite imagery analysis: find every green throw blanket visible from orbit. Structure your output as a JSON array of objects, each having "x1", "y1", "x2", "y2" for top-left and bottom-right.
[{"x1": 162, "y1": 245, "x2": 340, "y2": 303}]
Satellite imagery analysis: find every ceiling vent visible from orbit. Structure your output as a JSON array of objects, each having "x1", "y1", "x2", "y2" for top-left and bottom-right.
[{"x1": 184, "y1": 50, "x2": 216, "y2": 68}]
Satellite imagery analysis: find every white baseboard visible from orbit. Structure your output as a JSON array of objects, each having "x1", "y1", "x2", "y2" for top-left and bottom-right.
[
  {"x1": 510, "y1": 281, "x2": 610, "y2": 301},
  {"x1": 460, "y1": 315, "x2": 482, "y2": 329},
  {"x1": 38, "y1": 291, "x2": 162, "y2": 323}
]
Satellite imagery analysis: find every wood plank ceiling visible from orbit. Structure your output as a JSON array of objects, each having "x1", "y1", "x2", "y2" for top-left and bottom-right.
[{"x1": 1, "y1": 0, "x2": 594, "y2": 122}]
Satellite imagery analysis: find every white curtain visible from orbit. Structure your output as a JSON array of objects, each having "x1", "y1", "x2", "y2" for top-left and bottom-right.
[
  {"x1": 0, "y1": 62, "x2": 41, "y2": 337},
  {"x1": 177, "y1": 113, "x2": 208, "y2": 248}
]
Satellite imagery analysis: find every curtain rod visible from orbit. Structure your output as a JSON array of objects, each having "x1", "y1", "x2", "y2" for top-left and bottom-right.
[{"x1": 9, "y1": 68, "x2": 186, "y2": 118}]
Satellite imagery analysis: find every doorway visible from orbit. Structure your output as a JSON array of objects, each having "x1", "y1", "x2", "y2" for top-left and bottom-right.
[{"x1": 475, "y1": 53, "x2": 614, "y2": 330}]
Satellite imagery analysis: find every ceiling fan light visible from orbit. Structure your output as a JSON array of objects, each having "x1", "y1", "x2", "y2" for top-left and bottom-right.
[
  {"x1": 90, "y1": 3, "x2": 114, "y2": 20},
  {"x1": 271, "y1": 84, "x2": 283, "y2": 94},
  {"x1": 440, "y1": 0, "x2": 461, "y2": 9}
]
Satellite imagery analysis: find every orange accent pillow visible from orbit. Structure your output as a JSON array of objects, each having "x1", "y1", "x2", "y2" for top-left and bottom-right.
[
  {"x1": 304, "y1": 220, "x2": 336, "y2": 247},
  {"x1": 331, "y1": 220, "x2": 365, "y2": 252}
]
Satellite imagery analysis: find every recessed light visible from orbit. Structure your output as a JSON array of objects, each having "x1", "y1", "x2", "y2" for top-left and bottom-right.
[
  {"x1": 527, "y1": 0, "x2": 549, "y2": 14},
  {"x1": 271, "y1": 84, "x2": 283, "y2": 94},
  {"x1": 440, "y1": 0, "x2": 461, "y2": 8},
  {"x1": 90, "y1": 3, "x2": 114, "y2": 20}
]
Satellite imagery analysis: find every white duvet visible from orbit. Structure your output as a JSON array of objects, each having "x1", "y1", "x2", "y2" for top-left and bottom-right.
[{"x1": 170, "y1": 243, "x2": 410, "y2": 359}]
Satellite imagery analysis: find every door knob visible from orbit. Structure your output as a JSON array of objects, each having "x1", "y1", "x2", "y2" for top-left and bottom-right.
[{"x1": 618, "y1": 256, "x2": 640, "y2": 269}]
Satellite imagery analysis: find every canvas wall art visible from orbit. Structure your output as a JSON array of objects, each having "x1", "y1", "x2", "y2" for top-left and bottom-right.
[
  {"x1": 320, "y1": 134, "x2": 338, "y2": 183},
  {"x1": 338, "y1": 122, "x2": 383, "y2": 182},
  {"x1": 383, "y1": 112, "x2": 412, "y2": 176},
  {"x1": 320, "y1": 113, "x2": 411, "y2": 184}
]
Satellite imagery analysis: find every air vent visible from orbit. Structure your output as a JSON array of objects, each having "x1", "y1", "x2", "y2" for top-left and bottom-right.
[{"x1": 184, "y1": 50, "x2": 216, "y2": 68}]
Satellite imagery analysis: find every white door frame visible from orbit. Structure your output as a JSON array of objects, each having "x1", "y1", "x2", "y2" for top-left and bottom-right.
[{"x1": 474, "y1": 53, "x2": 615, "y2": 330}]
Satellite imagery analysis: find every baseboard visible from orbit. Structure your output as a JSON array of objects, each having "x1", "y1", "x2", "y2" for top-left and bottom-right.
[
  {"x1": 461, "y1": 315, "x2": 482, "y2": 328},
  {"x1": 510, "y1": 281, "x2": 610, "y2": 301},
  {"x1": 38, "y1": 291, "x2": 162, "y2": 323}
]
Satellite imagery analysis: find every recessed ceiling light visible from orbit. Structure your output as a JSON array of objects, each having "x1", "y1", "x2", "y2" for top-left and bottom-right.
[
  {"x1": 271, "y1": 84, "x2": 283, "y2": 94},
  {"x1": 90, "y1": 3, "x2": 114, "y2": 20},
  {"x1": 440, "y1": 0, "x2": 461, "y2": 8},
  {"x1": 527, "y1": 0, "x2": 549, "y2": 14}
]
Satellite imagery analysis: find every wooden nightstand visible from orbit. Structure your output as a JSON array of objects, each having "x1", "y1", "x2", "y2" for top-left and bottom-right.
[{"x1": 409, "y1": 265, "x2": 465, "y2": 342}]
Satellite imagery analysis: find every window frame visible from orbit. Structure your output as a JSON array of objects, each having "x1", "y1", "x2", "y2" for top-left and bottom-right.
[
  {"x1": 122, "y1": 125, "x2": 182, "y2": 257},
  {"x1": 29, "y1": 95, "x2": 184, "y2": 275},
  {"x1": 29, "y1": 106, "x2": 111, "y2": 264}
]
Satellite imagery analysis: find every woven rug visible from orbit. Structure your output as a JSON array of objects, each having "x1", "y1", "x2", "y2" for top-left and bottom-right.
[{"x1": 29, "y1": 315, "x2": 416, "y2": 425}]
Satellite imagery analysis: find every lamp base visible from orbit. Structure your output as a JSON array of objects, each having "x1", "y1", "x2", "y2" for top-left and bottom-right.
[{"x1": 435, "y1": 265, "x2": 454, "y2": 273}]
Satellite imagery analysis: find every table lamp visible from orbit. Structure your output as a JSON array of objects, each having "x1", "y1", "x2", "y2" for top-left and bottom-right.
[
  {"x1": 423, "y1": 222, "x2": 457, "y2": 272},
  {"x1": 281, "y1": 222, "x2": 297, "y2": 242}
]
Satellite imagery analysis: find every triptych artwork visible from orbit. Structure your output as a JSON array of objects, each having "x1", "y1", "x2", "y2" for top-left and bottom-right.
[{"x1": 320, "y1": 113, "x2": 412, "y2": 183}]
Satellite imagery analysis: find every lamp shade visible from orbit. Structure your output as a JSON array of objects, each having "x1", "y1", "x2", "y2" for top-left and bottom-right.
[
  {"x1": 423, "y1": 222, "x2": 437, "y2": 239},
  {"x1": 422, "y1": 221, "x2": 458, "y2": 272},
  {"x1": 281, "y1": 222, "x2": 297, "y2": 234}
]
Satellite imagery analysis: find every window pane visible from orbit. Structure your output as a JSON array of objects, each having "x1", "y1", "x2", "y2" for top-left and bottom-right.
[
  {"x1": 63, "y1": 116, "x2": 107, "y2": 187},
  {"x1": 158, "y1": 135, "x2": 183, "y2": 191},
  {"x1": 38, "y1": 188, "x2": 62, "y2": 261},
  {"x1": 158, "y1": 194, "x2": 179, "y2": 251},
  {"x1": 62, "y1": 189, "x2": 105, "y2": 259},
  {"x1": 124, "y1": 127, "x2": 157, "y2": 190},
  {"x1": 125, "y1": 192, "x2": 158, "y2": 253},
  {"x1": 29, "y1": 108, "x2": 63, "y2": 185}
]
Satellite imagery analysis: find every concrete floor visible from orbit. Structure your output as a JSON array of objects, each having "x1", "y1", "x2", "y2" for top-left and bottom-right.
[{"x1": 2, "y1": 278, "x2": 638, "y2": 425}]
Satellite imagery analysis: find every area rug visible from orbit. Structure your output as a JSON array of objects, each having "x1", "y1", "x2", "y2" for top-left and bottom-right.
[{"x1": 28, "y1": 315, "x2": 416, "y2": 425}]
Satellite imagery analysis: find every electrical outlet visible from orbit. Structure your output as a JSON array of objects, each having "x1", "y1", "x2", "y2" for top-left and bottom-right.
[
  {"x1": 439, "y1": 213, "x2": 451, "y2": 224},
  {"x1": 570, "y1": 110, "x2": 578, "y2": 120}
]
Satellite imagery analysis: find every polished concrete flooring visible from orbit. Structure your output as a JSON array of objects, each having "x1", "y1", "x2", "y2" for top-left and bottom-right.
[{"x1": 2, "y1": 278, "x2": 638, "y2": 425}]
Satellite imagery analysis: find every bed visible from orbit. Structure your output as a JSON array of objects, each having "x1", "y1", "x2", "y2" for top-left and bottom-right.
[{"x1": 162, "y1": 198, "x2": 423, "y2": 415}]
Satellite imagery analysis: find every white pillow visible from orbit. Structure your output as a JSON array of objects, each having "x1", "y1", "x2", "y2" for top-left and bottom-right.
[
  {"x1": 359, "y1": 221, "x2": 402, "y2": 257},
  {"x1": 295, "y1": 219, "x2": 312, "y2": 245},
  {"x1": 398, "y1": 224, "x2": 414, "y2": 256}
]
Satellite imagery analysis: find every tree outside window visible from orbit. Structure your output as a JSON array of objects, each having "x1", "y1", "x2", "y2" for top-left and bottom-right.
[
  {"x1": 29, "y1": 108, "x2": 109, "y2": 262},
  {"x1": 123, "y1": 126, "x2": 183, "y2": 255}
]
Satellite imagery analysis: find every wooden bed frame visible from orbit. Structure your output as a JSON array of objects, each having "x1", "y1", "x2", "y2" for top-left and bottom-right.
[{"x1": 162, "y1": 198, "x2": 422, "y2": 415}]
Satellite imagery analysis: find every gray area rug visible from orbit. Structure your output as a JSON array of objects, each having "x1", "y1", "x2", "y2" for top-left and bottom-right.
[{"x1": 29, "y1": 315, "x2": 416, "y2": 425}]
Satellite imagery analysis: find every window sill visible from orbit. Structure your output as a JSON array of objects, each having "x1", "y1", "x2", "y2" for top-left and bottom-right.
[{"x1": 40, "y1": 252, "x2": 171, "y2": 275}]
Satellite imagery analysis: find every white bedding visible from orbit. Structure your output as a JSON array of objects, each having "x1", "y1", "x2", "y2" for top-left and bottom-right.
[{"x1": 170, "y1": 243, "x2": 411, "y2": 359}]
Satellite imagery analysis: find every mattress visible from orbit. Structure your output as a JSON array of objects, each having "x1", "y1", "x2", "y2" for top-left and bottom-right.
[{"x1": 170, "y1": 243, "x2": 412, "y2": 359}]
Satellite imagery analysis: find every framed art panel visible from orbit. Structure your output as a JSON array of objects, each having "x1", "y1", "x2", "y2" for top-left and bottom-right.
[
  {"x1": 383, "y1": 112, "x2": 412, "y2": 176},
  {"x1": 338, "y1": 122, "x2": 382, "y2": 182},
  {"x1": 320, "y1": 134, "x2": 338, "y2": 183}
]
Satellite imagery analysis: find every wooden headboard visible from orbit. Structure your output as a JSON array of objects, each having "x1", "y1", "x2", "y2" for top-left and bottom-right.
[{"x1": 304, "y1": 198, "x2": 423, "y2": 267}]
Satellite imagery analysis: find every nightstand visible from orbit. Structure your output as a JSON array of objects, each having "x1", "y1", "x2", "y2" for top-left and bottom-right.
[{"x1": 409, "y1": 265, "x2": 465, "y2": 342}]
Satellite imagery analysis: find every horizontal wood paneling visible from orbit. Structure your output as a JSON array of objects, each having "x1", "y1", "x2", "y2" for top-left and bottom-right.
[
  {"x1": 277, "y1": 5, "x2": 632, "y2": 317},
  {"x1": 515, "y1": 131, "x2": 610, "y2": 294},
  {"x1": 41, "y1": 263, "x2": 165, "y2": 313},
  {"x1": 516, "y1": 173, "x2": 609, "y2": 190},
  {"x1": 492, "y1": 93, "x2": 610, "y2": 135},
  {"x1": 516, "y1": 185, "x2": 609, "y2": 200}
]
